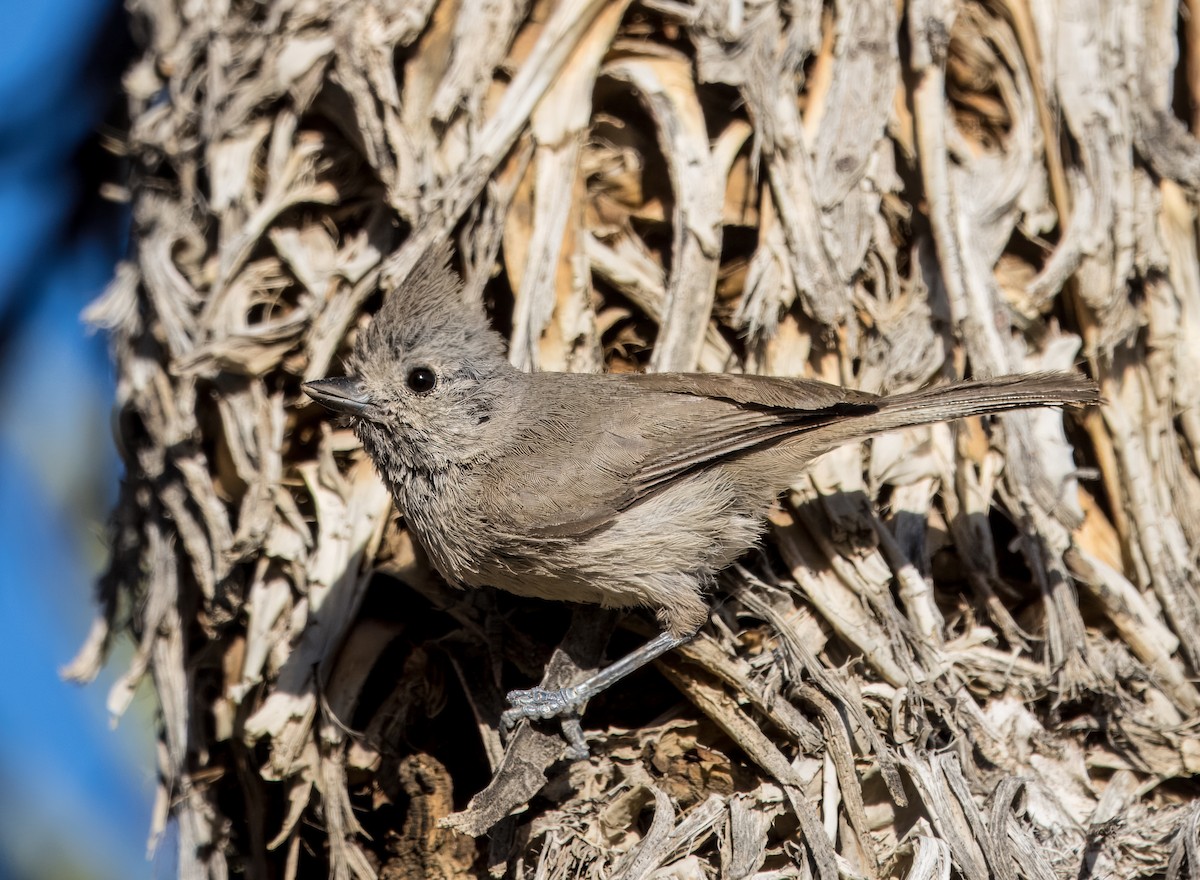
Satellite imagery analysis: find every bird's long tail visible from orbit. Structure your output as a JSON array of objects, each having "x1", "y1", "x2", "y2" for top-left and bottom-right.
[
  {"x1": 867, "y1": 371, "x2": 1099, "y2": 431},
  {"x1": 785, "y1": 371, "x2": 1099, "y2": 463}
]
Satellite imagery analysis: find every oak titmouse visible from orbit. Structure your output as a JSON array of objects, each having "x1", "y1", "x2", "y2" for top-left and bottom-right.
[{"x1": 304, "y1": 247, "x2": 1098, "y2": 750}]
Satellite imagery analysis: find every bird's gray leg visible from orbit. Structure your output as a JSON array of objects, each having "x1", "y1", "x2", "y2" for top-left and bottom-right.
[{"x1": 500, "y1": 629, "x2": 693, "y2": 743}]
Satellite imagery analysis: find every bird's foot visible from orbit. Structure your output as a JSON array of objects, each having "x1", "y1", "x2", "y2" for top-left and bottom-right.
[
  {"x1": 500, "y1": 685, "x2": 590, "y2": 759},
  {"x1": 503, "y1": 684, "x2": 584, "y2": 721}
]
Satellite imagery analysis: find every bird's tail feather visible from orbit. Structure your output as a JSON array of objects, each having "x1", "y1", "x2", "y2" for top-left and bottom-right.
[
  {"x1": 783, "y1": 372, "x2": 1099, "y2": 464},
  {"x1": 867, "y1": 372, "x2": 1099, "y2": 432}
]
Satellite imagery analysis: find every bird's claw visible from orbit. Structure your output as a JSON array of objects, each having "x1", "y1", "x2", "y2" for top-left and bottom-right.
[
  {"x1": 559, "y1": 717, "x2": 589, "y2": 760},
  {"x1": 500, "y1": 685, "x2": 590, "y2": 759}
]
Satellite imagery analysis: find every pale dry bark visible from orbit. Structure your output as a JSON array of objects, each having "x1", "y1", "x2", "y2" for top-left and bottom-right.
[{"x1": 72, "y1": 0, "x2": 1200, "y2": 877}]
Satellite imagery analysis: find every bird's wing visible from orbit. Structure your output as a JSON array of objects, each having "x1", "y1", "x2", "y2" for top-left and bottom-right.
[
  {"x1": 621, "y1": 373, "x2": 880, "y2": 496},
  {"x1": 482, "y1": 373, "x2": 880, "y2": 538},
  {"x1": 626, "y1": 372, "x2": 879, "y2": 410}
]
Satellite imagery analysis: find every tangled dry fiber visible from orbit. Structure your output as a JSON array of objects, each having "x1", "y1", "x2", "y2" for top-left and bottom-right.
[{"x1": 72, "y1": 0, "x2": 1200, "y2": 877}]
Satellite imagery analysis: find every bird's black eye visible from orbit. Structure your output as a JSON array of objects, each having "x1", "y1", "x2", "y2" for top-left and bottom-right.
[{"x1": 406, "y1": 366, "x2": 437, "y2": 394}]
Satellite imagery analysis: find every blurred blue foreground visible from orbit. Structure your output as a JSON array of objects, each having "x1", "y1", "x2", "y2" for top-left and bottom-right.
[{"x1": 0, "y1": 2, "x2": 155, "y2": 879}]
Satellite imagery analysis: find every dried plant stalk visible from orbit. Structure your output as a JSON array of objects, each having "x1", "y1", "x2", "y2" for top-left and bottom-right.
[{"x1": 77, "y1": 0, "x2": 1200, "y2": 877}]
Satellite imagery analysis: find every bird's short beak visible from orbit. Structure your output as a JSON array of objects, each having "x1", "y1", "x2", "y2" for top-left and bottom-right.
[{"x1": 303, "y1": 376, "x2": 374, "y2": 416}]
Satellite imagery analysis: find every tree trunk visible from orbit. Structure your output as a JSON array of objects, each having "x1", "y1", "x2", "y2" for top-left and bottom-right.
[{"x1": 77, "y1": 0, "x2": 1200, "y2": 877}]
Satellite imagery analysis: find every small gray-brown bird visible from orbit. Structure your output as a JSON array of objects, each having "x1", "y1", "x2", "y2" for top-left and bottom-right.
[{"x1": 304, "y1": 247, "x2": 1098, "y2": 750}]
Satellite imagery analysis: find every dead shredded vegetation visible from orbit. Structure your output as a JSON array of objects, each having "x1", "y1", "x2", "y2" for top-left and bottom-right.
[{"x1": 72, "y1": 0, "x2": 1200, "y2": 877}]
